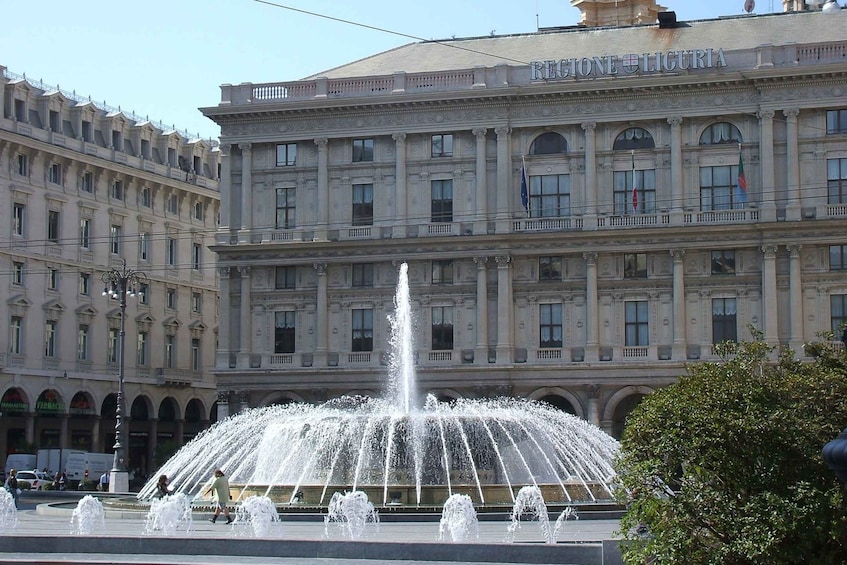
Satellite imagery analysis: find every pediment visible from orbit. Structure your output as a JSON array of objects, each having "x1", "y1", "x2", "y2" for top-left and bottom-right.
[
  {"x1": 42, "y1": 299, "x2": 65, "y2": 312},
  {"x1": 135, "y1": 313, "x2": 155, "y2": 323},
  {"x1": 162, "y1": 316, "x2": 181, "y2": 327},
  {"x1": 7, "y1": 295, "x2": 31, "y2": 308},
  {"x1": 75, "y1": 304, "x2": 98, "y2": 317}
]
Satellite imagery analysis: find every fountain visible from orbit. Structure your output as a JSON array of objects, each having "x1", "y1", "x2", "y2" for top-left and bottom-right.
[
  {"x1": 553, "y1": 506, "x2": 579, "y2": 541},
  {"x1": 144, "y1": 493, "x2": 193, "y2": 535},
  {"x1": 70, "y1": 495, "x2": 104, "y2": 535},
  {"x1": 139, "y1": 263, "x2": 619, "y2": 508},
  {"x1": 439, "y1": 493, "x2": 478, "y2": 542},
  {"x1": 0, "y1": 490, "x2": 17, "y2": 530},
  {"x1": 233, "y1": 495, "x2": 280, "y2": 537},
  {"x1": 324, "y1": 491, "x2": 379, "y2": 540},
  {"x1": 507, "y1": 485, "x2": 552, "y2": 544}
]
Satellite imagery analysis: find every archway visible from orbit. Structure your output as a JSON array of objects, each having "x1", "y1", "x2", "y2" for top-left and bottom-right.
[
  {"x1": 68, "y1": 391, "x2": 96, "y2": 451},
  {"x1": 1, "y1": 388, "x2": 30, "y2": 455},
  {"x1": 35, "y1": 389, "x2": 64, "y2": 449}
]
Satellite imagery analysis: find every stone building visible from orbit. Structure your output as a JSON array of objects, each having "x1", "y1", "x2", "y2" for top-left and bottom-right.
[
  {"x1": 0, "y1": 67, "x2": 220, "y2": 475},
  {"x1": 203, "y1": 1, "x2": 847, "y2": 437}
]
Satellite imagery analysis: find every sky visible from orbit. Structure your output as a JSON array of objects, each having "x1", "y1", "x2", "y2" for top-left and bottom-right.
[{"x1": 3, "y1": 0, "x2": 781, "y2": 140}]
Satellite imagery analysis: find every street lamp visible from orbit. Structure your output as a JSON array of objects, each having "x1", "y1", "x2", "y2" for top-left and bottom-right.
[{"x1": 101, "y1": 259, "x2": 147, "y2": 493}]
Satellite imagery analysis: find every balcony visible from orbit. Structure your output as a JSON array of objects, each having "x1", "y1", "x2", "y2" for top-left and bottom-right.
[{"x1": 155, "y1": 368, "x2": 199, "y2": 386}]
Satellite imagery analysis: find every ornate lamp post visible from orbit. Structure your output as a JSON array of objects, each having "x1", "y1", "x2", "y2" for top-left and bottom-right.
[{"x1": 101, "y1": 260, "x2": 147, "y2": 493}]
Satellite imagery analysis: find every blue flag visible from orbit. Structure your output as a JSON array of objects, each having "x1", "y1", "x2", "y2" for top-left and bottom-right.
[{"x1": 520, "y1": 158, "x2": 529, "y2": 214}]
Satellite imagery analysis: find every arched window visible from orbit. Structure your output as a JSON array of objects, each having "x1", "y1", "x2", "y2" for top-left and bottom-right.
[
  {"x1": 529, "y1": 132, "x2": 568, "y2": 155},
  {"x1": 700, "y1": 122, "x2": 743, "y2": 145},
  {"x1": 613, "y1": 128, "x2": 655, "y2": 150}
]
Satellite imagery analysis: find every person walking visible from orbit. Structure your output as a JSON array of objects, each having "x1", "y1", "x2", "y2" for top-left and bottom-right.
[
  {"x1": 202, "y1": 469, "x2": 232, "y2": 524},
  {"x1": 4, "y1": 469, "x2": 19, "y2": 508},
  {"x1": 99, "y1": 472, "x2": 109, "y2": 491},
  {"x1": 155, "y1": 474, "x2": 171, "y2": 499}
]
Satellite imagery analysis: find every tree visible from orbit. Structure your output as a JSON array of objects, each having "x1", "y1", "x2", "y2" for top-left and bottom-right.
[{"x1": 616, "y1": 335, "x2": 847, "y2": 564}]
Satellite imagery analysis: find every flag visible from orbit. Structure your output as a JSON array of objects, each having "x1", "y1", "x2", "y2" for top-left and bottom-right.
[
  {"x1": 520, "y1": 156, "x2": 530, "y2": 214},
  {"x1": 736, "y1": 145, "x2": 748, "y2": 205},
  {"x1": 631, "y1": 150, "x2": 638, "y2": 214}
]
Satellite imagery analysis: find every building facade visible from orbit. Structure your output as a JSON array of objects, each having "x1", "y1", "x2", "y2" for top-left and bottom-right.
[
  {"x1": 204, "y1": 3, "x2": 847, "y2": 438},
  {"x1": 0, "y1": 67, "x2": 221, "y2": 476}
]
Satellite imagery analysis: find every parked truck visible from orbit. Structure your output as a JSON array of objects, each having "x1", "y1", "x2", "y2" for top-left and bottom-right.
[
  {"x1": 3, "y1": 453, "x2": 37, "y2": 476},
  {"x1": 36, "y1": 449, "x2": 114, "y2": 484}
]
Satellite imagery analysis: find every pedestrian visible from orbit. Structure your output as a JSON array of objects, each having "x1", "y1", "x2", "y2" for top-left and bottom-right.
[
  {"x1": 155, "y1": 474, "x2": 171, "y2": 499},
  {"x1": 4, "y1": 469, "x2": 19, "y2": 508},
  {"x1": 99, "y1": 472, "x2": 109, "y2": 492},
  {"x1": 202, "y1": 469, "x2": 232, "y2": 524},
  {"x1": 58, "y1": 471, "x2": 66, "y2": 491}
]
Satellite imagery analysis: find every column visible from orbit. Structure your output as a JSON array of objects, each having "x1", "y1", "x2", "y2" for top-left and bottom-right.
[
  {"x1": 147, "y1": 419, "x2": 157, "y2": 472},
  {"x1": 784, "y1": 109, "x2": 801, "y2": 221},
  {"x1": 495, "y1": 256, "x2": 513, "y2": 362},
  {"x1": 473, "y1": 128, "x2": 488, "y2": 235},
  {"x1": 315, "y1": 137, "x2": 329, "y2": 241},
  {"x1": 668, "y1": 117, "x2": 684, "y2": 222},
  {"x1": 175, "y1": 419, "x2": 185, "y2": 447},
  {"x1": 494, "y1": 127, "x2": 511, "y2": 232},
  {"x1": 59, "y1": 413, "x2": 69, "y2": 450},
  {"x1": 91, "y1": 416, "x2": 101, "y2": 453},
  {"x1": 671, "y1": 249, "x2": 687, "y2": 360},
  {"x1": 474, "y1": 256, "x2": 489, "y2": 363},
  {"x1": 238, "y1": 266, "x2": 251, "y2": 367},
  {"x1": 788, "y1": 244, "x2": 804, "y2": 353},
  {"x1": 216, "y1": 391, "x2": 230, "y2": 421},
  {"x1": 218, "y1": 144, "x2": 232, "y2": 238},
  {"x1": 761, "y1": 245, "x2": 779, "y2": 349},
  {"x1": 582, "y1": 122, "x2": 597, "y2": 228},
  {"x1": 314, "y1": 263, "x2": 328, "y2": 366},
  {"x1": 217, "y1": 267, "x2": 231, "y2": 368},
  {"x1": 238, "y1": 143, "x2": 252, "y2": 243},
  {"x1": 758, "y1": 110, "x2": 776, "y2": 221},
  {"x1": 584, "y1": 252, "x2": 600, "y2": 363},
  {"x1": 25, "y1": 412, "x2": 35, "y2": 446},
  {"x1": 392, "y1": 133, "x2": 407, "y2": 238},
  {"x1": 586, "y1": 385, "x2": 601, "y2": 427}
]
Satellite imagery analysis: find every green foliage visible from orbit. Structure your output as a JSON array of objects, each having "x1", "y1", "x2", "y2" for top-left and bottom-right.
[
  {"x1": 16, "y1": 480, "x2": 32, "y2": 490},
  {"x1": 616, "y1": 337, "x2": 847, "y2": 564}
]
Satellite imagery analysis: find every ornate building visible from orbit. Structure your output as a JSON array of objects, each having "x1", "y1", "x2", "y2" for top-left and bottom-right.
[
  {"x1": 0, "y1": 67, "x2": 221, "y2": 475},
  {"x1": 204, "y1": 2, "x2": 847, "y2": 438}
]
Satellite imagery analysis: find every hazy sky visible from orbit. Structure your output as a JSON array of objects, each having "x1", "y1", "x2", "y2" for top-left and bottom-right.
[{"x1": 3, "y1": 0, "x2": 778, "y2": 139}]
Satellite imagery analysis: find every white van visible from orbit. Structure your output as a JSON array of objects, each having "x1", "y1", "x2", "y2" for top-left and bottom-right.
[{"x1": 4, "y1": 453, "x2": 37, "y2": 476}]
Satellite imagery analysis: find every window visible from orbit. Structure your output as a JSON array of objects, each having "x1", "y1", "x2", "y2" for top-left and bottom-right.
[
  {"x1": 47, "y1": 268, "x2": 58, "y2": 290},
  {"x1": 12, "y1": 204, "x2": 24, "y2": 236},
  {"x1": 79, "y1": 219, "x2": 91, "y2": 249},
  {"x1": 830, "y1": 245, "x2": 847, "y2": 271},
  {"x1": 352, "y1": 309, "x2": 374, "y2": 352},
  {"x1": 352, "y1": 138, "x2": 374, "y2": 162},
  {"x1": 624, "y1": 253, "x2": 647, "y2": 279},
  {"x1": 79, "y1": 273, "x2": 90, "y2": 296},
  {"x1": 192, "y1": 243, "x2": 202, "y2": 270},
  {"x1": 167, "y1": 238, "x2": 177, "y2": 266},
  {"x1": 191, "y1": 338, "x2": 201, "y2": 371},
  {"x1": 540, "y1": 304, "x2": 563, "y2": 348},
  {"x1": 165, "y1": 335, "x2": 175, "y2": 369},
  {"x1": 528, "y1": 174, "x2": 570, "y2": 217},
  {"x1": 49, "y1": 110, "x2": 60, "y2": 132},
  {"x1": 827, "y1": 158, "x2": 847, "y2": 205},
  {"x1": 166, "y1": 288, "x2": 176, "y2": 310},
  {"x1": 137, "y1": 283, "x2": 149, "y2": 305},
  {"x1": 48, "y1": 163, "x2": 63, "y2": 185},
  {"x1": 274, "y1": 311, "x2": 296, "y2": 354},
  {"x1": 45, "y1": 321, "x2": 57, "y2": 357},
  {"x1": 192, "y1": 292, "x2": 202, "y2": 313},
  {"x1": 529, "y1": 132, "x2": 568, "y2": 155},
  {"x1": 166, "y1": 194, "x2": 178, "y2": 215},
  {"x1": 77, "y1": 325, "x2": 90, "y2": 361},
  {"x1": 700, "y1": 165, "x2": 744, "y2": 210},
  {"x1": 111, "y1": 180, "x2": 124, "y2": 201},
  {"x1": 275, "y1": 187, "x2": 296, "y2": 229},
  {"x1": 613, "y1": 128, "x2": 655, "y2": 150},
  {"x1": 193, "y1": 201, "x2": 204, "y2": 221},
  {"x1": 80, "y1": 171, "x2": 93, "y2": 193},
  {"x1": 431, "y1": 179, "x2": 453, "y2": 223},
  {"x1": 16, "y1": 154, "x2": 28, "y2": 177},
  {"x1": 431, "y1": 306, "x2": 454, "y2": 350},
  {"x1": 832, "y1": 295, "x2": 847, "y2": 335},
  {"x1": 712, "y1": 298, "x2": 737, "y2": 344},
  {"x1": 827, "y1": 110, "x2": 847, "y2": 135},
  {"x1": 431, "y1": 134, "x2": 453, "y2": 158},
  {"x1": 352, "y1": 263, "x2": 373, "y2": 288},
  {"x1": 625, "y1": 301, "x2": 649, "y2": 347},
  {"x1": 108, "y1": 329, "x2": 119, "y2": 364},
  {"x1": 110, "y1": 225, "x2": 122, "y2": 255},
  {"x1": 140, "y1": 187, "x2": 152, "y2": 208},
  {"x1": 699, "y1": 122, "x2": 742, "y2": 145},
  {"x1": 614, "y1": 169, "x2": 656, "y2": 215},
  {"x1": 81, "y1": 121, "x2": 92, "y2": 142},
  {"x1": 139, "y1": 232, "x2": 150, "y2": 262},
  {"x1": 352, "y1": 184, "x2": 374, "y2": 226},
  {"x1": 10, "y1": 316, "x2": 22, "y2": 355},
  {"x1": 137, "y1": 332, "x2": 148, "y2": 366},
  {"x1": 274, "y1": 266, "x2": 296, "y2": 290},
  {"x1": 711, "y1": 250, "x2": 736, "y2": 275},
  {"x1": 276, "y1": 143, "x2": 297, "y2": 166},
  {"x1": 12, "y1": 262, "x2": 23, "y2": 285},
  {"x1": 47, "y1": 210, "x2": 59, "y2": 242},
  {"x1": 432, "y1": 260, "x2": 454, "y2": 284},
  {"x1": 13, "y1": 99, "x2": 25, "y2": 122},
  {"x1": 112, "y1": 130, "x2": 123, "y2": 152},
  {"x1": 539, "y1": 257, "x2": 562, "y2": 281}
]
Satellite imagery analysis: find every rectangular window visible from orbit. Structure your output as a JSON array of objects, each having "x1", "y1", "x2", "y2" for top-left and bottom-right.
[
  {"x1": 80, "y1": 171, "x2": 93, "y2": 193},
  {"x1": 274, "y1": 266, "x2": 296, "y2": 290},
  {"x1": 137, "y1": 332, "x2": 148, "y2": 366},
  {"x1": 540, "y1": 303, "x2": 563, "y2": 348},
  {"x1": 167, "y1": 147, "x2": 176, "y2": 167},
  {"x1": 614, "y1": 169, "x2": 656, "y2": 215},
  {"x1": 431, "y1": 179, "x2": 453, "y2": 223},
  {"x1": 431, "y1": 306, "x2": 454, "y2": 351},
  {"x1": 431, "y1": 134, "x2": 453, "y2": 158},
  {"x1": 140, "y1": 139, "x2": 151, "y2": 160},
  {"x1": 276, "y1": 143, "x2": 297, "y2": 166},
  {"x1": 624, "y1": 253, "x2": 648, "y2": 279},
  {"x1": 47, "y1": 268, "x2": 58, "y2": 290},
  {"x1": 140, "y1": 187, "x2": 152, "y2": 208},
  {"x1": 111, "y1": 180, "x2": 124, "y2": 201},
  {"x1": 352, "y1": 308, "x2": 374, "y2": 352},
  {"x1": 110, "y1": 224, "x2": 122, "y2": 255},
  {"x1": 193, "y1": 201, "x2": 204, "y2": 221},
  {"x1": 539, "y1": 257, "x2": 562, "y2": 281},
  {"x1": 79, "y1": 219, "x2": 91, "y2": 249},
  {"x1": 12, "y1": 262, "x2": 23, "y2": 285},
  {"x1": 45, "y1": 321, "x2": 56, "y2": 357},
  {"x1": 49, "y1": 110, "x2": 60, "y2": 132},
  {"x1": 81, "y1": 121, "x2": 92, "y2": 142},
  {"x1": 700, "y1": 165, "x2": 744, "y2": 210},
  {"x1": 831, "y1": 294, "x2": 847, "y2": 336},
  {"x1": 14, "y1": 99, "x2": 25, "y2": 122},
  {"x1": 625, "y1": 301, "x2": 649, "y2": 347},
  {"x1": 827, "y1": 109, "x2": 847, "y2": 135},
  {"x1": 712, "y1": 298, "x2": 738, "y2": 344},
  {"x1": 191, "y1": 338, "x2": 201, "y2": 371},
  {"x1": 167, "y1": 238, "x2": 177, "y2": 266},
  {"x1": 47, "y1": 210, "x2": 60, "y2": 242},
  {"x1": 112, "y1": 130, "x2": 122, "y2": 152},
  {"x1": 274, "y1": 311, "x2": 296, "y2": 354},
  {"x1": 276, "y1": 187, "x2": 296, "y2": 229},
  {"x1": 165, "y1": 335, "x2": 175, "y2": 369},
  {"x1": 166, "y1": 288, "x2": 176, "y2": 310},
  {"x1": 528, "y1": 174, "x2": 571, "y2": 217},
  {"x1": 828, "y1": 158, "x2": 847, "y2": 205},
  {"x1": 137, "y1": 283, "x2": 149, "y2": 305},
  {"x1": 352, "y1": 138, "x2": 374, "y2": 162},
  {"x1": 352, "y1": 183, "x2": 374, "y2": 226},
  {"x1": 432, "y1": 260, "x2": 454, "y2": 284},
  {"x1": 192, "y1": 243, "x2": 202, "y2": 270},
  {"x1": 16, "y1": 154, "x2": 28, "y2": 177},
  {"x1": 10, "y1": 316, "x2": 23, "y2": 355},
  {"x1": 352, "y1": 263, "x2": 374, "y2": 288},
  {"x1": 79, "y1": 273, "x2": 90, "y2": 296},
  {"x1": 711, "y1": 250, "x2": 736, "y2": 275},
  {"x1": 192, "y1": 292, "x2": 202, "y2": 313},
  {"x1": 77, "y1": 325, "x2": 89, "y2": 361},
  {"x1": 48, "y1": 163, "x2": 63, "y2": 185},
  {"x1": 108, "y1": 329, "x2": 119, "y2": 364},
  {"x1": 830, "y1": 245, "x2": 847, "y2": 271},
  {"x1": 12, "y1": 204, "x2": 24, "y2": 237},
  {"x1": 166, "y1": 194, "x2": 178, "y2": 215},
  {"x1": 139, "y1": 232, "x2": 150, "y2": 262}
]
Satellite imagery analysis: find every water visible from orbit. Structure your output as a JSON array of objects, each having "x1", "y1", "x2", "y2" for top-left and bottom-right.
[
  {"x1": 507, "y1": 486, "x2": 552, "y2": 544},
  {"x1": 233, "y1": 495, "x2": 280, "y2": 537},
  {"x1": 324, "y1": 491, "x2": 379, "y2": 540},
  {"x1": 439, "y1": 493, "x2": 478, "y2": 542},
  {"x1": 553, "y1": 506, "x2": 579, "y2": 541},
  {"x1": 138, "y1": 263, "x2": 620, "y2": 507},
  {"x1": 70, "y1": 495, "x2": 104, "y2": 535},
  {"x1": 0, "y1": 490, "x2": 17, "y2": 530},
  {"x1": 143, "y1": 493, "x2": 193, "y2": 535}
]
